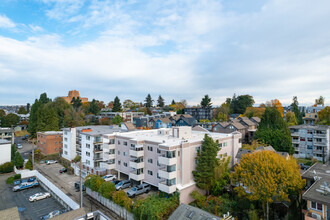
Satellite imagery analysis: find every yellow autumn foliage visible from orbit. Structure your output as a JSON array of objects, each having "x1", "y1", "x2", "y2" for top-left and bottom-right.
[{"x1": 231, "y1": 151, "x2": 305, "y2": 204}]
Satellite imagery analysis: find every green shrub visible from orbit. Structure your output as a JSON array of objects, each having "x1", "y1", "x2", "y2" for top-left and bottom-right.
[
  {"x1": 132, "y1": 194, "x2": 179, "y2": 220},
  {"x1": 25, "y1": 158, "x2": 33, "y2": 170},
  {"x1": 73, "y1": 155, "x2": 81, "y2": 163},
  {"x1": 14, "y1": 152, "x2": 24, "y2": 168},
  {"x1": 0, "y1": 162, "x2": 14, "y2": 173},
  {"x1": 6, "y1": 176, "x2": 14, "y2": 184},
  {"x1": 13, "y1": 174, "x2": 21, "y2": 180},
  {"x1": 85, "y1": 175, "x2": 105, "y2": 192},
  {"x1": 98, "y1": 182, "x2": 116, "y2": 199},
  {"x1": 112, "y1": 191, "x2": 133, "y2": 211}
]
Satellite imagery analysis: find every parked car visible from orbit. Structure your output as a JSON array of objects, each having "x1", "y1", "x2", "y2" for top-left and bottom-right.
[
  {"x1": 112, "y1": 180, "x2": 121, "y2": 185},
  {"x1": 28, "y1": 177, "x2": 36, "y2": 182},
  {"x1": 59, "y1": 168, "x2": 67, "y2": 173},
  {"x1": 115, "y1": 179, "x2": 133, "y2": 191},
  {"x1": 17, "y1": 144, "x2": 22, "y2": 149},
  {"x1": 13, "y1": 181, "x2": 39, "y2": 192},
  {"x1": 41, "y1": 210, "x2": 62, "y2": 219},
  {"x1": 127, "y1": 183, "x2": 151, "y2": 198},
  {"x1": 29, "y1": 192, "x2": 51, "y2": 202},
  {"x1": 298, "y1": 163, "x2": 310, "y2": 170},
  {"x1": 102, "y1": 174, "x2": 116, "y2": 181},
  {"x1": 46, "y1": 160, "x2": 58, "y2": 165},
  {"x1": 74, "y1": 181, "x2": 86, "y2": 192}
]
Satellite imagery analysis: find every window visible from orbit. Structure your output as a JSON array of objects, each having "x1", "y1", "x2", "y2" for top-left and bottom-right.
[
  {"x1": 86, "y1": 152, "x2": 90, "y2": 157},
  {"x1": 178, "y1": 151, "x2": 180, "y2": 157},
  {"x1": 118, "y1": 140, "x2": 121, "y2": 145},
  {"x1": 219, "y1": 143, "x2": 223, "y2": 148},
  {"x1": 300, "y1": 137, "x2": 305, "y2": 141},
  {"x1": 311, "y1": 202, "x2": 322, "y2": 211},
  {"x1": 308, "y1": 138, "x2": 313, "y2": 142},
  {"x1": 64, "y1": 131, "x2": 67, "y2": 135},
  {"x1": 86, "y1": 136, "x2": 90, "y2": 140},
  {"x1": 124, "y1": 162, "x2": 128, "y2": 167},
  {"x1": 118, "y1": 151, "x2": 120, "y2": 155},
  {"x1": 157, "y1": 160, "x2": 160, "y2": 166},
  {"x1": 124, "y1": 141, "x2": 127, "y2": 146},
  {"x1": 148, "y1": 158, "x2": 153, "y2": 164},
  {"x1": 123, "y1": 152, "x2": 127, "y2": 156},
  {"x1": 86, "y1": 144, "x2": 90, "y2": 149},
  {"x1": 148, "y1": 170, "x2": 153, "y2": 176},
  {"x1": 64, "y1": 138, "x2": 68, "y2": 141},
  {"x1": 109, "y1": 139, "x2": 115, "y2": 144},
  {"x1": 157, "y1": 173, "x2": 161, "y2": 179},
  {"x1": 64, "y1": 144, "x2": 67, "y2": 148},
  {"x1": 55, "y1": 142, "x2": 58, "y2": 144},
  {"x1": 224, "y1": 142, "x2": 227, "y2": 147},
  {"x1": 148, "y1": 146, "x2": 153, "y2": 151},
  {"x1": 157, "y1": 149, "x2": 161, "y2": 154},
  {"x1": 109, "y1": 149, "x2": 115, "y2": 154},
  {"x1": 118, "y1": 161, "x2": 121, "y2": 165},
  {"x1": 131, "y1": 144, "x2": 135, "y2": 147},
  {"x1": 86, "y1": 160, "x2": 90, "y2": 165},
  {"x1": 64, "y1": 151, "x2": 68, "y2": 155}
]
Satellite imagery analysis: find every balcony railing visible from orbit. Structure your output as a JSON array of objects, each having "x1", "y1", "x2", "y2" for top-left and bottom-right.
[{"x1": 158, "y1": 181, "x2": 176, "y2": 194}]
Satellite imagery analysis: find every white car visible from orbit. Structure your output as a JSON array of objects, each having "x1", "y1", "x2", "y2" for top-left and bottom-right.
[
  {"x1": 17, "y1": 144, "x2": 22, "y2": 149},
  {"x1": 29, "y1": 192, "x2": 51, "y2": 202},
  {"x1": 46, "y1": 160, "x2": 58, "y2": 165},
  {"x1": 102, "y1": 174, "x2": 116, "y2": 181}
]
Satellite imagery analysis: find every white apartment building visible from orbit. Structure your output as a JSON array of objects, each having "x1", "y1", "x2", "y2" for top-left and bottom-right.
[
  {"x1": 102, "y1": 126, "x2": 242, "y2": 204},
  {"x1": 0, "y1": 139, "x2": 11, "y2": 164},
  {"x1": 290, "y1": 125, "x2": 330, "y2": 162}
]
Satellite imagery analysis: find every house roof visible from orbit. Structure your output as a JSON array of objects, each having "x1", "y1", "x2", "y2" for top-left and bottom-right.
[
  {"x1": 123, "y1": 122, "x2": 136, "y2": 131},
  {"x1": 301, "y1": 163, "x2": 330, "y2": 180},
  {"x1": 168, "y1": 204, "x2": 221, "y2": 220},
  {"x1": 251, "y1": 117, "x2": 261, "y2": 123},
  {"x1": 158, "y1": 117, "x2": 172, "y2": 124},
  {"x1": 53, "y1": 208, "x2": 86, "y2": 220},
  {"x1": 239, "y1": 117, "x2": 256, "y2": 126},
  {"x1": 236, "y1": 148, "x2": 254, "y2": 159},
  {"x1": 255, "y1": 146, "x2": 276, "y2": 152},
  {"x1": 227, "y1": 122, "x2": 246, "y2": 130},
  {"x1": 177, "y1": 117, "x2": 196, "y2": 126},
  {"x1": 192, "y1": 125, "x2": 209, "y2": 132},
  {"x1": 302, "y1": 175, "x2": 330, "y2": 206},
  {"x1": 217, "y1": 122, "x2": 230, "y2": 128}
]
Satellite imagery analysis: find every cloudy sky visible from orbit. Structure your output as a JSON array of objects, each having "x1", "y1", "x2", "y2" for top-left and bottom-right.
[{"x1": 0, "y1": 0, "x2": 329, "y2": 106}]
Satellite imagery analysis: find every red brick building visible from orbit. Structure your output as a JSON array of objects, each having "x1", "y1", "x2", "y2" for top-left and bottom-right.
[{"x1": 37, "y1": 131, "x2": 63, "y2": 155}]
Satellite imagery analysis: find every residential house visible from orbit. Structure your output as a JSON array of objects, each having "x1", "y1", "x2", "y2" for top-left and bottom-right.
[
  {"x1": 120, "y1": 122, "x2": 136, "y2": 131},
  {"x1": 289, "y1": 125, "x2": 330, "y2": 162},
  {"x1": 238, "y1": 117, "x2": 258, "y2": 143},
  {"x1": 235, "y1": 146, "x2": 289, "y2": 164},
  {"x1": 302, "y1": 163, "x2": 330, "y2": 220},
  {"x1": 168, "y1": 203, "x2": 225, "y2": 220},
  {"x1": 0, "y1": 127, "x2": 13, "y2": 143},
  {"x1": 0, "y1": 139, "x2": 11, "y2": 164},
  {"x1": 37, "y1": 131, "x2": 63, "y2": 155},
  {"x1": 304, "y1": 105, "x2": 326, "y2": 125},
  {"x1": 250, "y1": 117, "x2": 261, "y2": 124},
  {"x1": 102, "y1": 126, "x2": 242, "y2": 204}
]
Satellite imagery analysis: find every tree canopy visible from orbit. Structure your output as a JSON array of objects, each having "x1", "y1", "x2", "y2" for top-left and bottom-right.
[
  {"x1": 243, "y1": 107, "x2": 265, "y2": 118},
  {"x1": 290, "y1": 96, "x2": 303, "y2": 124},
  {"x1": 231, "y1": 151, "x2": 305, "y2": 220},
  {"x1": 230, "y1": 94, "x2": 255, "y2": 114},
  {"x1": 144, "y1": 94, "x2": 154, "y2": 108},
  {"x1": 157, "y1": 95, "x2": 165, "y2": 108},
  {"x1": 285, "y1": 111, "x2": 298, "y2": 126},
  {"x1": 193, "y1": 134, "x2": 219, "y2": 195},
  {"x1": 88, "y1": 99, "x2": 101, "y2": 115},
  {"x1": 318, "y1": 106, "x2": 330, "y2": 125},
  {"x1": 1, "y1": 113, "x2": 20, "y2": 127},
  {"x1": 314, "y1": 96, "x2": 325, "y2": 106},
  {"x1": 201, "y1": 95, "x2": 212, "y2": 108},
  {"x1": 267, "y1": 99, "x2": 284, "y2": 117},
  {"x1": 112, "y1": 96, "x2": 122, "y2": 112},
  {"x1": 255, "y1": 107, "x2": 293, "y2": 154},
  {"x1": 71, "y1": 97, "x2": 82, "y2": 110},
  {"x1": 18, "y1": 106, "x2": 27, "y2": 114},
  {"x1": 112, "y1": 115, "x2": 123, "y2": 125}
]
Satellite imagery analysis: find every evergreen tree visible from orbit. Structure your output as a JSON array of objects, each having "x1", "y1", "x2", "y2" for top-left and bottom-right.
[
  {"x1": 171, "y1": 100, "x2": 176, "y2": 105},
  {"x1": 36, "y1": 104, "x2": 60, "y2": 132},
  {"x1": 17, "y1": 106, "x2": 27, "y2": 114},
  {"x1": 49, "y1": 97, "x2": 71, "y2": 128},
  {"x1": 112, "y1": 96, "x2": 122, "y2": 112},
  {"x1": 14, "y1": 152, "x2": 24, "y2": 168},
  {"x1": 1, "y1": 113, "x2": 20, "y2": 127},
  {"x1": 157, "y1": 95, "x2": 165, "y2": 108},
  {"x1": 231, "y1": 94, "x2": 254, "y2": 114},
  {"x1": 71, "y1": 97, "x2": 82, "y2": 110},
  {"x1": 11, "y1": 144, "x2": 17, "y2": 161},
  {"x1": 291, "y1": 96, "x2": 303, "y2": 124},
  {"x1": 200, "y1": 95, "x2": 212, "y2": 108},
  {"x1": 39, "y1": 92, "x2": 51, "y2": 104},
  {"x1": 255, "y1": 107, "x2": 293, "y2": 154},
  {"x1": 193, "y1": 134, "x2": 219, "y2": 195},
  {"x1": 27, "y1": 99, "x2": 40, "y2": 136},
  {"x1": 88, "y1": 99, "x2": 101, "y2": 115},
  {"x1": 0, "y1": 109, "x2": 5, "y2": 117},
  {"x1": 27, "y1": 103, "x2": 30, "y2": 113},
  {"x1": 144, "y1": 94, "x2": 154, "y2": 108}
]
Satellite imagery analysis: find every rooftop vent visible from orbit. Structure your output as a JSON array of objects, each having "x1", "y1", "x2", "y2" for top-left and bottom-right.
[{"x1": 187, "y1": 211, "x2": 195, "y2": 219}]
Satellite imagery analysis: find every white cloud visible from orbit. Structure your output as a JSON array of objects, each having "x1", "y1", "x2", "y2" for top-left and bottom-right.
[{"x1": 0, "y1": 14, "x2": 16, "y2": 29}]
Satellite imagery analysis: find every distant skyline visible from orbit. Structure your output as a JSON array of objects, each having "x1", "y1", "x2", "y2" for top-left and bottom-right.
[{"x1": 0, "y1": 0, "x2": 329, "y2": 106}]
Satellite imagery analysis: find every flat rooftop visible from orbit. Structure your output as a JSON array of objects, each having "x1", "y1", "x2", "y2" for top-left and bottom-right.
[
  {"x1": 302, "y1": 163, "x2": 330, "y2": 180},
  {"x1": 303, "y1": 175, "x2": 330, "y2": 206},
  {"x1": 115, "y1": 127, "x2": 232, "y2": 147},
  {"x1": 0, "y1": 139, "x2": 11, "y2": 144},
  {"x1": 38, "y1": 131, "x2": 63, "y2": 135},
  {"x1": 63, "y1": 125, "x2": 122, "y2": 136},
  {"x1": 289, "y1": 124, "x2": 330, "y2": 130}
]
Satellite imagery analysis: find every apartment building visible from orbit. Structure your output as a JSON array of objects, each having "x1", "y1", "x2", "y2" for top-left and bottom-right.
[
  {"x1": 102, "y1": 126, "x2": 242, "y2": 204},
  {"x1": 0, "y1": 139, "x2": 11, "y2": 164},
  {"x1": 100, "y1": 111, "x2": 144, "y2": 123},
  {"x1": 184, "y1": 108, "x2": 215, "y2": 121},
  {"x1": 304, "y1": 105, "x2": 326, "y2": 125},
  {"x1": 289, "y1": 125, "x2": 330, "y2": 162},
  {"x1": 62, "y1": 125, "x2": 122, "y2": 177},
  {"x1": 37, "y1": 131, "x2": 63, "y2": 155}
]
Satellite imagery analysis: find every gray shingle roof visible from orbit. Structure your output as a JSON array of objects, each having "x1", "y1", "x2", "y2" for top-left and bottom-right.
[{"x1": 168, "y1": 204, "x2": 221, "y2": 220}]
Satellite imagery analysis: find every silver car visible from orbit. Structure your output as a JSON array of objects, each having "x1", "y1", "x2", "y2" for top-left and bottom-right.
[
  {"x1": 29, "y1": 192, "x2": 51, "y2": 202},
  {"x1": 127, "y1": 183, "x2": 151, "y2": 198}
]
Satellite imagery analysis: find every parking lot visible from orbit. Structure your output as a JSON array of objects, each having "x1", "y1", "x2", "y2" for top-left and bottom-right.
[{"x1": 0, "y1": 174, "x2": 66, "y2": 220}]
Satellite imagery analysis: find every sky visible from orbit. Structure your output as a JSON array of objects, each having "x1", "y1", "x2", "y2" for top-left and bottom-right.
[{"x1": 0, "y1": 0, "x2": 329, "y2": 106}]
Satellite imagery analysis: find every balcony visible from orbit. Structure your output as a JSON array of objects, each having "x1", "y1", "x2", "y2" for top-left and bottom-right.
[
  {"x1": 130, "y1": 157, "x2": 144, "y2": 169},
  {"x1": 100, "y1": 160, "x2": 115, "y2": 170},
  {"x1": 314, "y1": 133, "x2": 326, "y2": 138},
  {"x1": 314, "y1": 141, "x2": 327, "y2": 146},
  {"x1": 291, "y1": 132, "x2": 300, "y2": 137},
  {"x1": 159, "y1": 156, "x2": 176, "y2": 166},
  {"x1": 94, "y1": 145, "x2": 103, "y2": 152},
  {"x1": 158, "y1": 181, "x2": 176, "y2": 194},
  {"x1": 129, "y1": 170, "x2": 144, "y2": 181},
  {"x1": 158, "y1": 168, "x2": 176, "y2": 179},
  {"x1": 292, "y1": 139, "x2": 299, "y2": 144},
  {"x1": 130, "y1": 148, "x2": 144, "y2": 157}
]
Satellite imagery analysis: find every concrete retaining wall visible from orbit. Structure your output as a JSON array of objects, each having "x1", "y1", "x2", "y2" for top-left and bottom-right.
[
  {"x1": 86, "y1": 188, "x2": 134, "y2": 220},
  {"x1": 15, "y1": 168, "x2": 80, "y2": 210}
]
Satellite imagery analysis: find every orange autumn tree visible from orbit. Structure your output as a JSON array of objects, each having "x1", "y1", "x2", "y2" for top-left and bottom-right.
[
  {"x1": 266, "y1": 99, "x2": 284, "y2": 117},
  {"x1": 231, "y1": 151, "x2": 305, "y2": 220}
]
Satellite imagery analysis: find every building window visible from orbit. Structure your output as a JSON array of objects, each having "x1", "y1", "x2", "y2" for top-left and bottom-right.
[
  {"x1": 178, "y1": 151, "x2": 180, "y2": 157},
  {"x1": 195, "y1": 147, "x2": 201, "y2": 153},
  {"x1": 55, "y1": 142, "x2": 57, "y2": 144},
  {"x1": 157, "y1": 149, "x2": 161, "y2": 154},
  {"x1": 109, "y1": 149, "x2": 115, "y2": 154},
  {"x1": 148, "y1": 170, "x2": 153, "y2": 176},
  {"x1": 86, "y1": 160, "x2": 90, "y2": 165},
  {"x1": 124, "y1": 162, "x2": 128, "y2": 167},
  {"x1": 300, "y1": 137, "x2": 305, "y2": 141},
  {"x1": 109, "y1": 139, "x2": 115, "y2": 144},
  {"x1": 157, "y1": 173, "x2": 160, "y2": 179},
  {"x1": 118, "y1": 161, "x2": 121, "y2": 165},
  {"x1": 118, "y1": 151, "x2": 120, "y2": 155},
  {"x1": 64, "y1": 151, "x2": 68, "y2": 155},
  {"x1": 64, "y1": 138, "x2": 68, "y2": 141},
  {"x1": 311, "y1": 201, "x2": 322, "y2": 211},
  {"x1": 123, "y1": 152, "x2": 127, "y2": 156},
  {"x1": 147, "y1": 146, "x2": 153, "y2": 151},
  {"x1": 86, "y1": 136, "x2": 90, "y2": 140},
  {"x1": 131, "y1": 144, "x2": 135, "y2": 147},
  {"x1": 86, "y1": 152, "x2": 90, "y2": 157},
  {"x1": 124, "y1": 142, "x2": 127, "y2": 146},
  {"x1": 118, "y1": 140, "x2": 121, "y2": 145},
  {"x1": 86, "y1": 144, "x2": 90, "y2": 149},
  {"x1": 224, "y1": 142, "x2": 227, "y2": 147},
  {"x1": 148, "y1": 158, "x2": 153, "y2": 164},
  {"x1": 64, "y1": 132, "x2": 67, "y2": 135}
]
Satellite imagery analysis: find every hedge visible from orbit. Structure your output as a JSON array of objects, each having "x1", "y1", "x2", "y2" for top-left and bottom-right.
[{"x1": 0, "y1": 162, "x2": 14, "y2": 173}]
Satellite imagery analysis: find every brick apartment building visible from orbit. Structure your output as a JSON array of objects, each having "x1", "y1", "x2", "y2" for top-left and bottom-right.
[{"x1": 37, "y1": 131, "x2": 63, "y2": 155}]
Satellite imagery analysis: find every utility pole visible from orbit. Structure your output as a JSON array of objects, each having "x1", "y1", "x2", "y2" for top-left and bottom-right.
[
  {"x1": 32, "y1": 140, "x2": 35, "y2": 170},
  {"x1": 80, "y1": 160, "x2": 82, "y2": 208}
]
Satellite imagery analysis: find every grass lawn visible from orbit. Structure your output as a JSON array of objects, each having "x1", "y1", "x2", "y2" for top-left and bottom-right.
[
  {"x1": 296, "y1": 158, "x2": 312, "y2": 165},
  {"x1": 15, "y1": 130, "x2": 30, "y2": 137}
]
